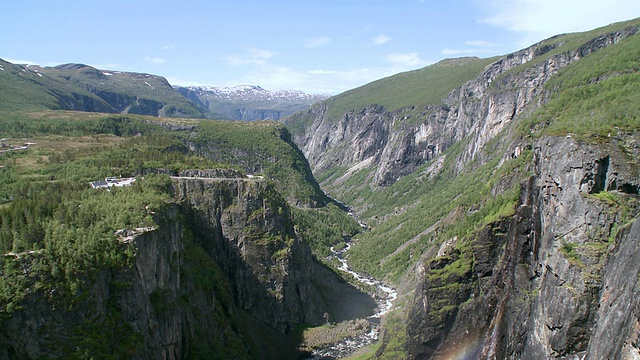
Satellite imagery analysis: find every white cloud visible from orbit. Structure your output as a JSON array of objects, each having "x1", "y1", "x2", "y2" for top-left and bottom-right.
[
  {"x1": 162, "y1": 45, "x2": 174, "y2": 50},
  {"x1": 305, "y1": 37, "x2": 331, "y2": 48},
  {"x1": 221, "y1": 62, "x2": 428, "y2": 95},
  {"x1": 308, "y1": 69, "x2": 337, "y2": 75},
  {"x1": 372, "y1": 35, "x2": 392, "y2": 45},
  {"x1": 385, "y1": 53, "x2": 430, "y2": 67},
  {"x1": 248, "y1": 48, "x2": 274, "y2": 59},
  {"x1": 145, "y1": 57, "x2": 166, "y2": 64},
  {"x1": 360, "y1": 25, "x2": 374, "y2": 33},
  {"x1": 224, "y1": 48, "x2": 275, "y2": 66},
  {"x1": 479, "y1": 0, "x2": 640, "y2": 45}
]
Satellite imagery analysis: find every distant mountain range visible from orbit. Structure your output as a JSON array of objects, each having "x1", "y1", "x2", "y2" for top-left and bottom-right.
[
  {"x1": 175, "y1": 85, "x2": 329, "y2": 121},
  {"x1": 0, "y1": 59, "x2": 327, "y2": 120}
]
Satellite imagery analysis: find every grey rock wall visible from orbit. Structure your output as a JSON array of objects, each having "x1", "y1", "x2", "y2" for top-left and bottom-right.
[
  {"x1": 399, "y1": 135, "x2": 640, "y2": 359},
  {"x1": 288, "y1": 27, "x2": 638, "y2": 189}
]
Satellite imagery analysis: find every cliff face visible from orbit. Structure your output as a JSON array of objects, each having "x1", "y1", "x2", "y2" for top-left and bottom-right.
[
  {"x1": 395, "y1": 135, "x2": 640, "y2": 359},
  {"x1": 287, "y1": 26, "x2": 638, "y2": 189},
  {"x1": 0, "y1": 176, "x2": 332, "y2": 359},
  {"x1": 172, "y1": 177, "x2": 327, "y2": 332}
]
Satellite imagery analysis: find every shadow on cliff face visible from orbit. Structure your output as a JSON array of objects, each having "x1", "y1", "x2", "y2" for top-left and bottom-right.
[
  {"x1": 176, "y1": 180, "x2": 376, "y2": 358},
  {"x1": 309, "y1": 261, "x2": 378, "y2": 323}
]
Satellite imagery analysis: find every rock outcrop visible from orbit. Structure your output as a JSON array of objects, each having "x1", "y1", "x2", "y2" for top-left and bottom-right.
[
  {"x1": 172, "y1": 177, "x2": 327, "y2": 332},
  {"x1": 395, "y1": 135, "x2": 640, "y2": 359}
]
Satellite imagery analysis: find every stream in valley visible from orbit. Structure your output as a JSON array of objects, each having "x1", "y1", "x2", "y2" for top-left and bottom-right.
[{"x1": 307, "y1": 242, "x2": 398, "y2": 359}]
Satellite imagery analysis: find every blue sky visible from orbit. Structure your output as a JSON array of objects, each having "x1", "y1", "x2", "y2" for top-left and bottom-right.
[{"x1": 2, "y1": 0, "x2": 639, "y2": 94}]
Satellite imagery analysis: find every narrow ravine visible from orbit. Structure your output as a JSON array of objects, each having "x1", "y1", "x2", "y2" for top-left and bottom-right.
[{"x1": 306, "y1": 242, "x2": 397, "y2": 359}]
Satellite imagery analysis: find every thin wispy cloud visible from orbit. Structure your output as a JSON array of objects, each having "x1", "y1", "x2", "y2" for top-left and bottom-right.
[
  {"x1": 372, "y1": 35, "x2": 392, "y2": 45},
  {"x1": 224, "y1": 48, "x2": 275, "y2": 66},
  {"x1": 441, "y1": 38, "x2": 501, "y2": 56},
  {"x1": 305, "y1": 37, "x2": 331, "y2": 48},
  {"x1": 162, "y1": 45, "x2": 174, "y2": 50},
  {"x1": 308, "y1": 69, "x2": 337, "y2": 75},
  {"x1": 385, "y1": 53, "x2": 429, "y2": 67},
  {"x1": 360, "y1": 25, "x2": 374, "y2": 33},
  {"x1": 145, "y1": 57, "x2": 166, "y2": 64},
  {"x1": 478, "y1": 0, "x2": 640, "y2": 45},
  {"x1": 224, "y1": 60, "x2": 435, "y2": 94}
]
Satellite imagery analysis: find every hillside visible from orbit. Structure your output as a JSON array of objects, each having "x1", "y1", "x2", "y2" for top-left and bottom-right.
[
  {"x1": 0, "y1": 111, "x2": 373, "y2": 358},
  {"x1": 175, "y1": 85, "x2": 329, "y2": 121},
  {"x1": 0, "y1": 60, "x2": 203, "y2": 118},
  {"x1": 283, "y1": 18, "x2": 640, "y2": 359}
]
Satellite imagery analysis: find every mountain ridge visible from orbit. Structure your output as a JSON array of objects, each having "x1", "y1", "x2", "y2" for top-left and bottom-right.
[
  {"x1": 175, "y1": 85, "x2": 329, "y2": 121},
  {"x1": 0, "y1": 59, "x2": 327, "y2": 121}
]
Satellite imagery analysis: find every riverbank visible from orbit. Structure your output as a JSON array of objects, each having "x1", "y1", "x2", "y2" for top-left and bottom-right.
[{"x1": 300, "y1": 242, "x2": 397, "y2": 359}]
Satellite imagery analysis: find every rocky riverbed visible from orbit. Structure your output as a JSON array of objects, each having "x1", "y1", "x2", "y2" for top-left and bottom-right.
[{"x1": 302, "y1": 243, "x2": 397, "y2": 359}]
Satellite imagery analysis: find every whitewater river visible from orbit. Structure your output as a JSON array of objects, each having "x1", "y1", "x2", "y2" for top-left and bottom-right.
[{"x1": 308, "y1": 242, "x2": 398, "y2": 359}]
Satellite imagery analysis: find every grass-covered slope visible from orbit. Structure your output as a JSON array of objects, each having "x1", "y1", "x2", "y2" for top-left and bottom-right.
[
  {"x1": 0, "y1": 59, "x2": 104, "y2": 112},
  {"x1": 521, "y1": 21, "x2": 640, "y2": 140},
  {"x1": 324, "y1": 57, "x2": 496, "y2": 118},
  {"x1": 0, "y1": 60, "x2": 203, "y2": 118}
]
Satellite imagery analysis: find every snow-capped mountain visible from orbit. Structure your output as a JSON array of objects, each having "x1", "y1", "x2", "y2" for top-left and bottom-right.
[
  {"x1": 175, "y1": 85, "x2": 330, "y2": 121},
  {"x1": 187, "y1": 85, "x2": 328, "y2": 102}
]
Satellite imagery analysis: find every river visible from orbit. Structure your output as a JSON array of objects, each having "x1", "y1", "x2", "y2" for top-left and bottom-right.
[{"x1": 306, "y1": 242, "x2": 398, "y2": 359}]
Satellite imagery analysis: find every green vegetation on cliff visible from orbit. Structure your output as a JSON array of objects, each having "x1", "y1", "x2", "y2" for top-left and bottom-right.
[
  {"x1": 195, "y1": 120, "x2": 328, "y2": 206},
  {"x1": 344, "y1": 138, "x2": 527, "y2": 283},
  {"x1": 521, "y1": 21, "x2": 640, "y2": 140},
  {"x1": 0, "y1": 109, "x2": 341, "y2": 358}
]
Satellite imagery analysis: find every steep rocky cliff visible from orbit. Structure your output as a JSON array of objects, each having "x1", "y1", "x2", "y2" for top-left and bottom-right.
[
  {"x1": 282, "y1": 19, "x2": 640, "y2": 359},
  {"x1": 172, "y1": 176, "x2": 327, "y2": 332},
  {"x1": 0, "y1": 174, "x2": 369, "y2": 359},
  {"x1": 391, "y1": 135, "x2": 640, "y2": 359},
  {"x1": 285, "y1": 25, "x2": 638, "y2": 189}
]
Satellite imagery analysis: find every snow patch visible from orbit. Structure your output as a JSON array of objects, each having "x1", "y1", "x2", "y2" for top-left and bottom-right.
[{"x1": 102, "y1": 72, "x2": 113, "y2": 76}]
